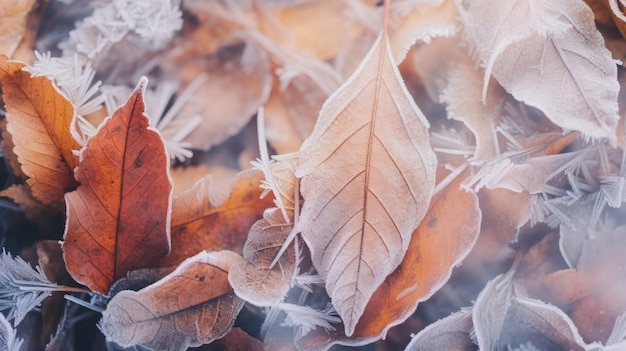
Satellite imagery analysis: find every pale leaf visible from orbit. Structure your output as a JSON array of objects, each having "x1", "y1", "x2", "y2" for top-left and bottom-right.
[
  {"x1": 459, "y1": 0, "x2": 619, "y2": 141},
  {"x1": 295, "y1": 31, "x2": 437, "y2": 336},
  {"x1": 100, "y1": 250, "x2": 245, "y2": 351},
  {"x1": 228, "y1": 208, "x2": 296, "y2": 306},
  {"x1": 405, "y1": 308, "x2": 474, "y2": 351}
]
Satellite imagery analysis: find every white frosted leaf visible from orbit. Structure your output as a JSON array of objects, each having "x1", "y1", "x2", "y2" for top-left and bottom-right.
[
  {"x1": 472, "y1": 272, "x2": 515, "y2": 351},
  {"x1": 460, "y1": 0, "x2": 619, "y2": 141},
  {"x1": 296, "y1": 31, "x2": 437, "y2": 336},
  {"x1": 405, "y1": 308, "x2": 475, "y2": 351}
]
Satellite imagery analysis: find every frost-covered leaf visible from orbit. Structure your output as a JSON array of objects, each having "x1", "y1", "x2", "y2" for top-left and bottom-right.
[
  {"x1": 405, "y1": 308, "x2": 475, "y2": 351},
  {"x1": 506, "y1": 295, "x2": 588, "y2": 351},
  {"x1": 472, "y1": 272, "x2": 515, "y2": 350},
  {"x1": 0, "y1": 250, "x2": 58, "y2": 325},
  {"x1": 459, "y1": 0, "x2": 619, "y2": 141},
  {"x1": 438, "y1": 42, "x2": 506, "y2": 162},
  {"x1": 100, "y1": 250, "x2": 244, "y2": 351},
  {"x1": 532, "y1": 224, "x2": 626, "y2": 343},
  {"x1": 296, "y1": 165, "x2": 479, "y2": 349},
  {"x1": 161, "y1": 169, "x2": 274, "y2": 268},
  {"x1": 295, "y1": 28, "x2": 437, "y2": 335},
  {"x1": 62, "y1": 78, "x2": 173, "y2": 294},
  {"x1": 228, "y1": 208, "x2": 296, "y2": 306},
  {"x1": 473, "y1": 271, "x2": 589, "y2": 350},
  {"x1": 0, "y1": 55, "x2": 79, "y2": 210},
  {"x1": 390, "y1": 0, "x2": 458, "y2": 63},
  {"x1": 162, "y1": 41, "x2": 272, "y2": 151}
]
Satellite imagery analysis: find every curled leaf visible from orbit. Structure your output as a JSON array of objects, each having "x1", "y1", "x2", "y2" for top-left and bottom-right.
[
  {"x1": 229, "y1": 208, "x2": 296, "y2": 306},
  {"x1": 405, "y1": 309, "x2": 475, "y2": 351},
  {"x1": 100, "y1": 250, "x2": 245, "y2": 351}
]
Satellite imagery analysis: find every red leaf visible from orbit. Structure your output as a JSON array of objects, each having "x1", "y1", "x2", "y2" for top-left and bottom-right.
[{"x1": 62, "y1": 78, "x2": 173, "y2": 294}]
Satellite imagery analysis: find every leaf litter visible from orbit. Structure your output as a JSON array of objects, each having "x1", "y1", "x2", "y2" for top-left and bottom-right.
[{"x1": 1, "y1": 0, "x2": 626, "y2": 350}]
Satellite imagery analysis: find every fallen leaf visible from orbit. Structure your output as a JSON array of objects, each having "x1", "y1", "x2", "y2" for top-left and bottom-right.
[
  {"x1": 531, "y1": 225, "x2": 626, "y2": 343},
  {"x1": 161, "y1": 169, "x2": 274, "y2": 267},
  {"x1": 459, "y1": 0, "x2": 620, "y2": 141},
  {"x1": 295, "y1": 22, "x2": 437, "y2": 334},
  {"x1": 0, "y1": 0, "x2": 36, "y2": 58},
  {"x1": 296, "y1": 166, "x2": 480, "y2": 349},
  {"x1": 413, "y1": 35, "x2": 506, "y2": 162},
  {"x1": 267, "y1": 0, "x2": 367, "y2": 61},
  {"x1": 0, "y1": 55, "x2": 79, "y2": 210},
  {"x1": 196, "y1": 327, "x2": 264, "y2": 351},
  {"x1": 163, "y1": 41, "x2": 272, "y2": 151},
  {"x1": 100, "y1": 250, "x2": 245, "y2": 351},
  {"x1": 62, "y1": 78, "x2": 173, "y2": 294},
  {"x1": 229, "y1": 208, "x2": 296, "y2": 306},
  {"x1": 405, "y1": 309, "x2": 475, "y2": 351},
  {"x1": 439, "y1": 47, "x2": 506, "y2": 162},
  {"x1": 390, "y1": 0, "x2": 458, "y2": 63},
  {"x1": 264, "y1": 74, "x2": 327, "y2": 154}
]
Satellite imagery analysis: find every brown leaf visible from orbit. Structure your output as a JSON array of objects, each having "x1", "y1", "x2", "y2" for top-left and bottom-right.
[
  {"x1": 196, "y1": 328, "x2": 264, "y2": 351},
  {"x1": 0, "y1": 0, "x2": 36, "y2": 58},
  {"x1": 0, "y1": 55, "x2": 79, "y2": 210},
  {"x1": 229, "y1": 208, "x2": 296, "y2": 306},
  {"x1": 160, "y1": 169, "x2": 274, "y2": 267},
  {"x1": 297, "y1": 167, "x2": 480, "y2": 349},
  {"x1": 295, "y1": 27, "x2": 437, "y2": 335},
  {"x1": 62, "y1": 78, "x2": 173, "y2": 294},
  {"x1": 100, "y1": 250, "x2": 245, "y2": 351}
]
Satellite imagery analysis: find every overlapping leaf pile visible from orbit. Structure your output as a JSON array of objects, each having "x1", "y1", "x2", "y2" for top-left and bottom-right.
[{"x1": 1, "y1": 0, "x2": 626, "y2": 350}]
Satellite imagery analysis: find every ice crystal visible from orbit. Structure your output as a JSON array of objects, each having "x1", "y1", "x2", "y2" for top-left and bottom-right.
[
  {"x1": 0, "y1": 250, "x2": 58, "y2": 325},
  {"x1": 278, "y1": 302, "x2": 341, "y2": 337},
  {"x1": 60, "y1": 0, "x2": 183, "y2": 60},
  {"x1": 0, "y1": 313, "x2": 23, "y2": 351}
]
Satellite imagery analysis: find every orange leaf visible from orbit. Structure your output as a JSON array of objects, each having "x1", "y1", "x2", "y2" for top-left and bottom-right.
[
  {"x1": 62, "y1": 78, "x2": 172, "y2": 294},
  {"x1": 0, "y1": 55, "x2": 80, "y2": 210},
  {"x1": 297, "y1": 168, "x2": 481, "y2": 349},
  {"x1": 100, "y1": 250, "x2": 244, "y2": 350},
  {"x1": 160, "y1": 169, "x2": 274, "y2": 267}
]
